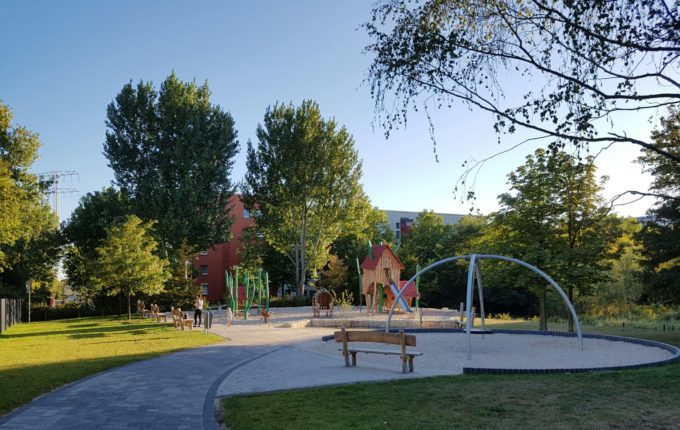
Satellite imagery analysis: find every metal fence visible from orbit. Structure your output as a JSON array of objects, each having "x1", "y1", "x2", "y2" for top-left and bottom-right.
[{"x1": 1, "y1": 298, "x2": 22, "y2": 334}]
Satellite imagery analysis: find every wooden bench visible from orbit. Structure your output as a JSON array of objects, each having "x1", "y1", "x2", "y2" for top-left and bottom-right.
[
  {"x1": 171, "y1": 307, "x2": 193, "y2": 330},
  {"x1": 334, "y1": 327, "x2": 423, "y2": 373}
]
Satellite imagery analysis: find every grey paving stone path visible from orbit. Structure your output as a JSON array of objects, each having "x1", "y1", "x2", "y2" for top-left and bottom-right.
[{"x1": 0, "y1": 341, "x2": 282, "y2": 430}]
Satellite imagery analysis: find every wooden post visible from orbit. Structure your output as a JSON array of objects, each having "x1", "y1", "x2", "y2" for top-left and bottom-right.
[
  {"x1": 341, "y1": 326, "x2": 350, "y2": 367},
  {"x1": 400, "y1": 330, "x2": 407, "y2": 373}
]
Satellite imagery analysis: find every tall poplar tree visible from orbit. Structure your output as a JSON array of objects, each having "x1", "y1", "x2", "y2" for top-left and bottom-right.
[
  {"x1": 243, "y1": 100, "x2": 364, "y2": 295},
  {"x1": 103, "y1": 73, "x2": 238, "y2": 263}
]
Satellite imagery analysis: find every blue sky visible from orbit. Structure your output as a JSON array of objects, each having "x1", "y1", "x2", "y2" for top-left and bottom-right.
[{"x1": 0, "y1": 0, "x2": 657, "y2": 221}]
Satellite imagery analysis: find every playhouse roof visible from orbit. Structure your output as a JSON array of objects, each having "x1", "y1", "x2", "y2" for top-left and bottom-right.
[
  {"x1": 360, "y1": 245, "x2": 405, "y2": 271},
  {"x1": 399, "y1": 280, "x2": 417, "y2": 297}
]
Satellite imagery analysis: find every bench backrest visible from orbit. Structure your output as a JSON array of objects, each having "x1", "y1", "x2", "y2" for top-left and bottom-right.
[{"x1": 334, "y1": 329, "x2": 416, "y2": 347}]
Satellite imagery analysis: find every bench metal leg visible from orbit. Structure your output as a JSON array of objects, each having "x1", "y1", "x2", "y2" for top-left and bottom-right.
[
  {"x1": 351, "y1": 352, "x2": 357, "y2": 367},
  {"x1": 409, "y1": 357, "x2": 414, "y2": 372}
]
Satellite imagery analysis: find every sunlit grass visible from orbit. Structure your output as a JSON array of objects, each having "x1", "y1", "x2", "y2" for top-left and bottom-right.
[{"x1": 0, "y1": 316, "x2": 222, "y2": 415}]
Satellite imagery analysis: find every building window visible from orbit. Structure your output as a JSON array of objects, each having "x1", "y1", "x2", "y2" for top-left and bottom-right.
[
  {"x1": 200, "y1": 265, "x2": 208, "y2": 275},
  {"x1": 200, "y1": 283, "x2": 209, "y2": 296},
  {"x1": 243, "y1": 209, "x2": 250, "y2": 219},
  {"x1": 395, "y1": 231, "x2": 400, "y2": 240},
  {"x1": 395, "y1": 222, "x2": 400, "y2": 229},
  {"x1": 199, "y1": 250, "x2": 208, "y2": 256}
]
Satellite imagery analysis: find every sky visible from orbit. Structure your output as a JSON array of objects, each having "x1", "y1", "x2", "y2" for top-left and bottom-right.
[{"x1": 0, "y1": 0, "x2": 661, "y2": 222}]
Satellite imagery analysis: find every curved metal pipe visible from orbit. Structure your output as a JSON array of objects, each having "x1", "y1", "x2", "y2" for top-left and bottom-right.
[
  {"x1": 385, "y1": 254, "x2": 584, "y2": 358},
  {"x1": 386, "y1": 255, "x2": 471, "y2": 332},
  {"x1": 475, "y1": 254, "x2": 583, "y2": 351}
]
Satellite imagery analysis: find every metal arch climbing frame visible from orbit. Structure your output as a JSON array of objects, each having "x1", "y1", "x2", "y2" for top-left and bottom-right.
[
  {"x1": 386, "y1": 255, "x2": 470, "y2": 329},
  {"x1": 385, "y1": 254, "x2": 584, "y2": 360}
]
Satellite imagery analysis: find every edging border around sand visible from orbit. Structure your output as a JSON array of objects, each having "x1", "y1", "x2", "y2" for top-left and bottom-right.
[{"x1": 320, "y1": 329, "x2": 680, "y2": 374}]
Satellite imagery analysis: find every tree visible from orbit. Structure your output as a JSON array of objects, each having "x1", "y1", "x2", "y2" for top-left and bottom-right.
[
  {"x1": 318, "y1": 255, "x2": 349, "y2": 293},
  {"x1": 490, "y1": 149, "x2": 620, "y2": 330},
  {"x1": 400, "y1": 210, "x2": 448, "y2": 268},
  {"x1": 590, "y1": 218, "x2": 644, "y2": 309},
  {"x1": 0, "y1": 101, "x2": 61, "y2": 297},
  {"x1": 330, "y1": 202, "x2": 394, "y2": 302},
  {"x1": 243, "y1": 100, "x2": 365, "y2": 295},
  {"x1": 398, "y1": 212, "x2": 485, "y2": 308},
  {"x1": 62, "y1": 187, "x2": 131, "y2": 310},
  {"x1": 95, "y1": 216, "x2": 170, "y2": 320},
  {"x1": 637, "y1": 107, "x2": 680, "y2": 303},
  {"x1": 103, "y1": 73, "x2": 239, "y2": 262},
  {"x1": 365, "y1": 0, "x2": 680, "y2": 169}
]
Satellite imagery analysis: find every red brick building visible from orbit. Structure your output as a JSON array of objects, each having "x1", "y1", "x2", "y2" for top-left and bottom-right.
[{"x1": 193, "y1": 195, "x2": 254, "y2": 303}]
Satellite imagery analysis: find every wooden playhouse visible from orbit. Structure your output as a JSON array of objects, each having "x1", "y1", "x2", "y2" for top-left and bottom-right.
[{"x1": 360, "y1": 244, "x2": 416, "y2": 312}]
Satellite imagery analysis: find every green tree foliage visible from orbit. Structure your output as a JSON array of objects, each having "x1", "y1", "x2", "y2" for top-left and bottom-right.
[
  {"x1": 103, "y1": 73, "x2": 239, "y2": 262},
  {"x1": 95, "y1": 216, "x2": 170, "y2": 319},
  {"x1": 589, "y1": 218, "x2": 644, "y2": 309},
  {"x1": 62, "y1": 187, "x2": 131, "y2": 308},
  {"x1": 399, "y1": 212, "x2": 486, "y2": 308},
  {"x1": 0, "y1": 101, "x2": 61, "y2": 298},
  {"x1": 243, "y1": 100, "x2": 365, "y2": 294},
  {"x1": 365, "y1": 0, "x2": 680, "y2": 164},
  {"x1": 331, "y1": 202, "x2": 394, "y2": 300},
  {"x1": 318, "y1": 255, "x2": 348, "y2": 293},
  {"x1": 638, "y1": 108, "x2": 680, "y2": 304},
  {"x1": 487, "y1": 149, "x2": 621, "y2": 330}
]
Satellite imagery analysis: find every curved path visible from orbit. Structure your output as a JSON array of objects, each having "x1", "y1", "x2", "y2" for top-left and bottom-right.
[{"x1": 0, "y1": 340, "x2": 282, "y2": 430}]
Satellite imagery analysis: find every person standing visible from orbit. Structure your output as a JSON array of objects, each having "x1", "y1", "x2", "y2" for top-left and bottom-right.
[
  {"x1": 194, "y1": 295, "x2": 204, "y2": 327},
  {"x1": 226, "y1": 306, "x2": 233, "y2": 327}
]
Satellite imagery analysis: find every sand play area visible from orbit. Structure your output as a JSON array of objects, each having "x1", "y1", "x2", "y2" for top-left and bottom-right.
[{"x1": 204, "y1": 307, "x2": 679, "y2": 398}]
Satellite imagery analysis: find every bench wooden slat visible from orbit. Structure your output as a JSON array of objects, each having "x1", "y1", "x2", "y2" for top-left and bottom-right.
[
  {"x1": 340, "y1": 347, "x2": 423, "y2": 356},
  {"x1": 333, "y1": 330, "x2": 416, "y2": 346},
  {"x1": 335, "y1": 327, "x2": 422, "y2": 373}
]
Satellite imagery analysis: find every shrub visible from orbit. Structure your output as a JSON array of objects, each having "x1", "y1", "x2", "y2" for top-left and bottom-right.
[
  {"x1": 27, "y1": 303, "x2": 102, "y2": 321},
  {"x1": 268, "y1": 295, "x2": 312, "y2": 308}
]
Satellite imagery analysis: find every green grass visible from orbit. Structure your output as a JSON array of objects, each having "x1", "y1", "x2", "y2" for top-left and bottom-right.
[
  {"x1": 0, "y1": 316, "x2": 222, "y2": 415},
  {"x1": 221, "y1": 320, "x2": 680, "y2": 430}
]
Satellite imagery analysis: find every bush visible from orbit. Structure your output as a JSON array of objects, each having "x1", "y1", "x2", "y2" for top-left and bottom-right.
[
  {"x1": 27, "y1": 303, "x2": 102, "y2": 321},
  {"x1": 268, "y1": 295, "x2": 312, "y2": 308}
]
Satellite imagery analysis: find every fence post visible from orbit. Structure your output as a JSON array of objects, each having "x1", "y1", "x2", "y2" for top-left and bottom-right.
[
  {"x1": 0, "y1": 298, "x2": 24, "y2": 334},
  {"x1": 1, "y1": 298, "x2": 6, "y2": 334}
]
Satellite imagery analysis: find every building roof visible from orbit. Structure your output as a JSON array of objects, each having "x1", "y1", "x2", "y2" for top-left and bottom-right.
[{"x1": 360, "y1": 244, "x2": 405, "y2": 271}]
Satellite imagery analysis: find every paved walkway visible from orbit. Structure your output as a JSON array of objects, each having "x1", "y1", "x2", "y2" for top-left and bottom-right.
[
  {"x1": 0, "y1": 339, "x2": 282, "y2": 430},
  {"x1": 0, "y1": 310, "x2": 337, "y2": 430}
]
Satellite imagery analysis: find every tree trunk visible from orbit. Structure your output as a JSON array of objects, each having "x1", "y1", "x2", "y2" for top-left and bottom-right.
[
  {"x1": 539, "y1": 288, "x2": 548, "y2": 331},
  {"x1": 127, "y1": 291, "x2": 131, "y2": 321},
  {"x1": 298, "y1": 209, "x2": 308, "y2": 296}
]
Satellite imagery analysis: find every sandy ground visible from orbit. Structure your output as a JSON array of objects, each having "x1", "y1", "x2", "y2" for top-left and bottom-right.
[{"x1": 201, "y1": 307, "x2": 678, "y2": 398}]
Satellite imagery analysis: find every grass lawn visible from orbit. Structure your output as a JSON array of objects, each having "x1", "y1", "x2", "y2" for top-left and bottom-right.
[
  {"x1": 222, "y1": 321, "x2": 680, "y2": 430},
  {"x1": 0, "y1": 316, "x2": 222, "y2": 415}
]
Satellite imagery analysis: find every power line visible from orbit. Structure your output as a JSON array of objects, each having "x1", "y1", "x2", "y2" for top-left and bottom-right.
[{"x1": 38, "y1": 170, "x2": 79, "y2": 221}]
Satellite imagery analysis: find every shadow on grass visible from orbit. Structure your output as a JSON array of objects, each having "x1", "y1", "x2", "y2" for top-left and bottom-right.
[
  {"x1": 85, "y1": 336, "x2": 180, "y2": 345},
  {"x1": 67, "y1": 323, "x2": 100, "y2": 328},
  {"x1": 2, "y1": 322, "x2": 171, "y2": 340},
  {"x1": 69, "y1": 333, "x2": 106, "y2": 340}
]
